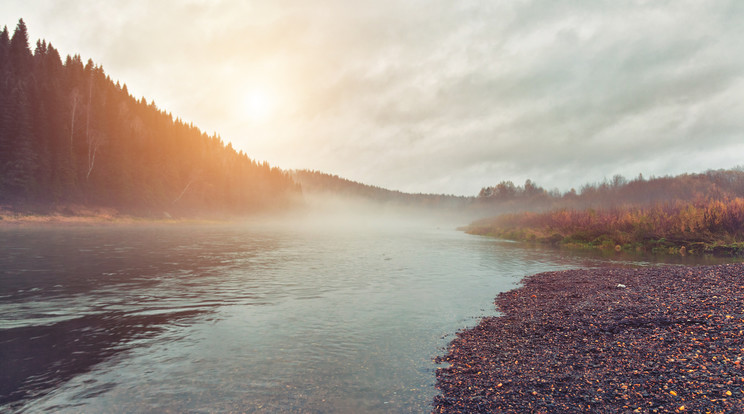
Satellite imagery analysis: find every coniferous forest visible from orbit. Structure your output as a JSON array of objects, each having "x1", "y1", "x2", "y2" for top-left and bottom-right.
[{"x1": 0, "y1": 19, "x2": 300, "y2": 217}]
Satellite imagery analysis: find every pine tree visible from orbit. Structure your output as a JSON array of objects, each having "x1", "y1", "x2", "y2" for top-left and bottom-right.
[
  {"x1": 9, "y1": 19, "x2": 31, "y2": 75},
  {"x1": 0, "y1": 25, "x2": 10, "y2": 72},
  {"x1": 0, "y1": 27, "x2": 11, "y2": 188},
  {"x1": 0, "y1": 84, "x2": 37, "y2": 200}
]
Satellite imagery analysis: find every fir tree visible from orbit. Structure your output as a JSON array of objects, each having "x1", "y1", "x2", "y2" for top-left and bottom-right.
[
  {"x1": 9, "y1": 19, "x2": 31, "y2": 75},
  {"x1": 0, "y1": 84, "x2": 37, "y2": 200},
  {"x1": 0, "y1": 25, "x2": 10, "y2": 72}
]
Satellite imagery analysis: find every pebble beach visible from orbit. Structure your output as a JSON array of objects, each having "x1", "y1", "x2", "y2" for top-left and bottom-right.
[{"x1": 434, "y1": 264, "x2": 744, "y2": 413}]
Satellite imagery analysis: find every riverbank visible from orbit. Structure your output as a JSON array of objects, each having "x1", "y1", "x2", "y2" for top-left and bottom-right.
[
  {"x1": 0, "y1": 208, "x2": 135, "y2": 226},
  {"x1": 0, "y1": 206, "x2": 244, "y2": 227},
  {"x1": 463, "y1": 198, "x2": 744, "y2": 257},
  {"x1": 434, "y1": 264, "x2": 744, "y2": 413},
  {"x1": 464, "y1": 224, "x2": 744, "y2": 257},
  {"x1": 0, "y1": 211, "x2": 192, "y2": 227}
]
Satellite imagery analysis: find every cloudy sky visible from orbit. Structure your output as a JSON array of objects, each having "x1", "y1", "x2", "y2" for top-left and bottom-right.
[{"x1": 2, "y1": 1, "x2": 743, "y2": 195}]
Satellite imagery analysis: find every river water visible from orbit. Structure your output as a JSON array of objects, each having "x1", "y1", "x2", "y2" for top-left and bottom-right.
[{"x1": 0, "y1": 218, "x2": 717, "y2": 413}]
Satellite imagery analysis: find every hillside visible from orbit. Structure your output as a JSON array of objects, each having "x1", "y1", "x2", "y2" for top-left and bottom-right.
[
  {"x1": 0, "y1": 19, "x2": 300, "y2": 218},
  {"x1": 292, "y1": 169, "x2": 469, "y2": 211}
]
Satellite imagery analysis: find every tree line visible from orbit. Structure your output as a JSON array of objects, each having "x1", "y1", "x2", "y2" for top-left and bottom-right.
[
  {"x1": 292, "y1": 169, "x2": 468, "y2": 209},
  {"x1": 0, "y1": 19, "x2": 300, "y2": 217},
  {"x1": 294, "y1": 167, "x2": 744, "y2": 221},
  {"x1": 467, "y1": 169, "x2": 744, "y2": 256},
  {"x1": 474, "y1": 169, "x2": 744, "y2": 213}
]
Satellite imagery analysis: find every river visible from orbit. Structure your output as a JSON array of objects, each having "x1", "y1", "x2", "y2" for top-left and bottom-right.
[{"x1": 0, "y1": 218, "x2": 718, "y2": 412}]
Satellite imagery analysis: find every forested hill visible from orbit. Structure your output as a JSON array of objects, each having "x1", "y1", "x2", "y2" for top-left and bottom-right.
[
  {"x1": 292, "y1": 169, "x2": 469, "y2": 210},
  {"x1": 0, "y1": 19, "x2": 300, "y2": 217}
]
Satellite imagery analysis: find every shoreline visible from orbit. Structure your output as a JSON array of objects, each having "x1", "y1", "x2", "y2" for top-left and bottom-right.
[
  {"x1": 462, "y1": 227, "x2": 744, "y2": 258},
  {"x1": 0, "y1": 206, "x2": 181, "y2": 227},
  {"x1": 0, "y1": 213, "x2": 222, "y2": 227},
  {"x1": 434, "y1": 264, "x2": 744, "y2": 413},
  {"x1": 0, "y1": 207, "x2": 277, "y2": 228}
]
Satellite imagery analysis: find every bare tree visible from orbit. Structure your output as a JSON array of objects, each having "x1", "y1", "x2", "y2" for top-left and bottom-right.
[
  {"x1": 173, "y1": 178, "x2": 195, "y2": 204},
  {"x1": 173, "y1": 170, "x2": 201, "y2": 204},
  {"x1": 84, "y1": 71, "x2": 106, "y2": 181},
  {"x1": 69, "y1": 88, "x2": 80, "y2": 147},
  {"x1": 86, "y1": 130, "x2": 103, "y2": 180},
  {"x1": 85, "y1": 74, "x2": 92, "y2": 152}
]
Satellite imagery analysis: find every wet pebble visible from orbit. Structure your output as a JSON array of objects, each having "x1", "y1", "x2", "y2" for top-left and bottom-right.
[{"x1": 434, "y1": 264, "x2": 744, "y2": 413}]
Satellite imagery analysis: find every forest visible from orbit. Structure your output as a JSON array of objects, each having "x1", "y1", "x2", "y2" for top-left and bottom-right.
[
  {"x1": 473, "y1": 169, "x2": 744, "y2": 212},
  {"x1": 292, "y1": 169, "x2": 469, "y2": 210},
  {"x1": 0, "y1": 19, "x2": 300, "y2": 218},
  {"x1": 466, "y1": 169, "x2": 744, "y2": 256}
]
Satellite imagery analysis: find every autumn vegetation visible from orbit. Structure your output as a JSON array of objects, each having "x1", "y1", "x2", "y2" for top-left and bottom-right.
[
  {"x1": 473, "y1": 169, "x2": 744, "y2": 213},
  {"x1": 465, "y1": 165, "x2": 744, "y2": 256},
  {"x1": 465, "y1": 196, "x2": 744, "y2": 256}
]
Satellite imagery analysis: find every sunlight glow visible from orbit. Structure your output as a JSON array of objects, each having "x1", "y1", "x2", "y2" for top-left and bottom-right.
[{"x1": 241, "y1": 87, "x2": 275, "y2": 122}]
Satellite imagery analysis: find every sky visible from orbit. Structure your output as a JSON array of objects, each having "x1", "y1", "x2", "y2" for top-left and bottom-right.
[{"x1": 2, "y1": 1, "x2": 743, "y2": 196}]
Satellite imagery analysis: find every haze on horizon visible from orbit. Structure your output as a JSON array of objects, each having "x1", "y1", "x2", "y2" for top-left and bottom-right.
[{"x1": 3, "y1": 0, "x2": 743, "y2": 196}]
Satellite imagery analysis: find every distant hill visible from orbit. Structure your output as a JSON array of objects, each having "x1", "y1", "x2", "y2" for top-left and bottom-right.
[
  {"x1": 0, "y1": 19, "x2": 300, "y2": 217},
  {"x1": 292, "y1": 169, "x2": 470, "y2": 211}
]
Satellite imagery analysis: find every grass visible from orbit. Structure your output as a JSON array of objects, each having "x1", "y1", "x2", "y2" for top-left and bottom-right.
[{"x1": 463, "y1": 198, "x2": 744, "y2": 257}]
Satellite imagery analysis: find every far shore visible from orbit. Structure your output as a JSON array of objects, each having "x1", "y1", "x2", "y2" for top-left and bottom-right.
[
  {"x1": 0, "y1": 206, "x2": 316, "y2": 228},
  {"x1": 0, "y1": 208, "x2": 229, "y2": 228}
]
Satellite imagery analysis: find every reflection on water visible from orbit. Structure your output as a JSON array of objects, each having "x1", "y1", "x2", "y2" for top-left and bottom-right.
[
  {"x1": 0, "y1": 222, "x2": 727, "y2": 412},
  {"x1": 0, "y1": 309, "x2": 207, "y2": 406}
]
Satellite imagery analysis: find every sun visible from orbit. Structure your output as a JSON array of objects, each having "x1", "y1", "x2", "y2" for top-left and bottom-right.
[{"x1": 241, "y1": 88, "x2": 275, "y2": 122}]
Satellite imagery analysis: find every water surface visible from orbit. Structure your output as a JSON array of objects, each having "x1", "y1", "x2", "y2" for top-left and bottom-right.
[{"x1": 0, "y1": 220, "x2": 711, "y2": 412}]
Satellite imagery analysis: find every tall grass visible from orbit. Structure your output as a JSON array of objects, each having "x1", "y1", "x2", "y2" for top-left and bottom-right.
[{"x1": 465, "y1": 198, "x2": 744, "y2": 255}]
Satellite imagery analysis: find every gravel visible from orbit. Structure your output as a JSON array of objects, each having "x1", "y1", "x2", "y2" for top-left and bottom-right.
[{"x1": 434, "y1": 264, "x2": 744, "y2": 413}]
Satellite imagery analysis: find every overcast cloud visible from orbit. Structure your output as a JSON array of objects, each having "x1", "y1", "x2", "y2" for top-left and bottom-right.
[{"x1": 2, "y1": 0, "x2": 743, "y2": 195}]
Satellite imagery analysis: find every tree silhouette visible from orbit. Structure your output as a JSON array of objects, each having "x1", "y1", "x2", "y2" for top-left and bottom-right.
[{"x1": 0, "y1": 19, "x2": 301, "y2": 216}]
